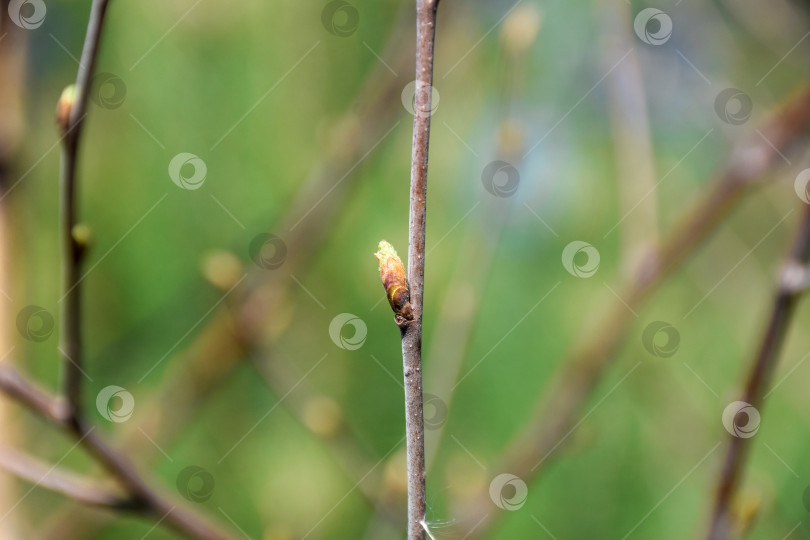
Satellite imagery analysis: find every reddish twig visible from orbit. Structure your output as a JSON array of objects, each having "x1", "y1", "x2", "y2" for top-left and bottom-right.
[
  {"x1": 706, "y1": 204, "x2": 810, "y2": 540},
  {"x1": 399, "y1": 1, "x2": 439, "y2": 537},
  {"x1": 0, "y1": 445, "x2": 130, "y2": 509}
]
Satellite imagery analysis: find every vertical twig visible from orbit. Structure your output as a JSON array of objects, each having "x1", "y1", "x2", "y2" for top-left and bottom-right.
[
  {"x1": 376, "y1": 1, "x2": 440, "y2": 537},
  {"x1": 59, "y1": 0, "x2": 111, "y2": 423},
  {"x1": 601, "y1": 0, "x2": 659, "y2": 275},
  {"x1": 44, "y1": 2, "x2": 235, "y2": 538},
  {"x1": 706, "y1": 204, "x2": 810, "y2": 540},
  {"x1": 404, "y1": 1, "x2": 439, "y2": 538},
  {"x1": 0, "y1": 9, "x2": 27, "y2": 536}
]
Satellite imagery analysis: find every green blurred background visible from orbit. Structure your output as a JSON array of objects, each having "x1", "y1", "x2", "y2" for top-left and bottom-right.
[{"x1": 2, "y1": 0, "x2": 810, "y2": 538}]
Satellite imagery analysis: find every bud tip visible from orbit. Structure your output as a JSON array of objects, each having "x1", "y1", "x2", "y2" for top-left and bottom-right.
[{"x1": 56, "y1": 85, "x2": 77, "y2": 134}]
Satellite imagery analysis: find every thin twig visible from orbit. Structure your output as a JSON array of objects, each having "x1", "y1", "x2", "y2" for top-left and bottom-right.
[
  {"x1": 601, "y1": 0, "x2": 659, "y2": 274},
  {"x1": 59, "y1": 0, "x2": 111, "y2": 425},
  {"x1": 706, "y1": 205, "x2": 810, "y2": 540},
  {"x1": 401, "y1": 1, "x2": 439, "y2": 538},
  {"x1": 0, "y1": 445, "x2": 131, "y2": 509},
  {"x1": 462, "y1": 83, "x2": 810, "y2": 538}
]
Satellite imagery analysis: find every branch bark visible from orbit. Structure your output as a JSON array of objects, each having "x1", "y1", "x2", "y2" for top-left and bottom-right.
[
  {"x1": 403, "y1": 1, "x2": 439, "y2": 537},
  {"x1": 0, "y1": 445, "x2": 130, "y2": 509},
  {"x1": 706, "y1": 204, "x2": 810, "y2": 540},
  {"x1": 59, "y1": 0, "x2": 111, "y2": 425}
]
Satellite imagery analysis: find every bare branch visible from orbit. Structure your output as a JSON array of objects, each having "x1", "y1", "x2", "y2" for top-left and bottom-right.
[
  {"x1": 59, "y1": 0, "x2": 112, "y2": 424},
  {"x1": 402, "y1": 1, "x2": 439, "y2": 538},
  {"x1": 706, "y1": 204, "x2": 810, "y2": 540},
  {"x1": 0, "y1": 445, "x2": 131, "y2": 509}
]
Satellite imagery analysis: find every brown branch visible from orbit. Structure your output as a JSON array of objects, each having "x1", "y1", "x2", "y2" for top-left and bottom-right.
[
  {"x1": 0, "y1": 445, "x2": 130, "y2": 509},
  {"x1": 0, "y1": 364, "x2": 232, "y2": 540},
  {"x1": 706, "y1": 204, "x2": 810, "y2": 540},
  {"x1": 59, "y1": 0, "x2": 111, "y2": 425},
  {"x1": 461, "y1": 83, "x2": 810, "y2": 538},
  {"x1": 401, "y1": 1, "x2": 439, "y2": 538}
]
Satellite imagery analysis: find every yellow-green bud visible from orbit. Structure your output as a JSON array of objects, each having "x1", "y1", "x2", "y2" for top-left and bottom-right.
[{"x1": 374, "y1": 240, "x2": 413, "y2": 321}]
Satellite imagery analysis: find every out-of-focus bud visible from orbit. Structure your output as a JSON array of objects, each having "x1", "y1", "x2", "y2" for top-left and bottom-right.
[
  {"x1": 201, "y1": 250, "x2": 244, "y2": 291},
  {"x1": 500, "y1": 4, "x2": 542, "y2": 56},
  {"x1": 56, "y1": 85, "x2": 77, "y2": 135},
  {"x1": 302, "y1": 395, "x2": 343, "y2": 438},
  {"x1": 382, "y1": 448, "x2": 409, "y2": 497},
  {"x1": 497, "y1": 119, "x2": 525, "y2": 161},
  {"x1": 730, "y1": 491, "x2": 761, "y2": 537},
  {"x1": 263, "y1": 524, "x2": 293, "y2": 540},
  {"x1": 374, "y1": 240, "x2": 413, "y2": 321},
  {"x1": 71, "y1": 223, "x2": 93, "y2": 256}
]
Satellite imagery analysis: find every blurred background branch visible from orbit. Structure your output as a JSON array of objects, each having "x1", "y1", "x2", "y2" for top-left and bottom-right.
[{"x1": 707, "y1": 204, "x2": 810, "y2": 539}]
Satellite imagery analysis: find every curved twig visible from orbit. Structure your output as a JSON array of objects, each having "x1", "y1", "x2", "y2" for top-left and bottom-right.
[{"x1": 0, "y1": 445, "x2": 131, "y2": 509}]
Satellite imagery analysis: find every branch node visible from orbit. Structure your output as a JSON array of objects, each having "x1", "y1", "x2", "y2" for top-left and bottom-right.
[{"x1": 779, "y1": 259, "x2": 810, "y2": 294}]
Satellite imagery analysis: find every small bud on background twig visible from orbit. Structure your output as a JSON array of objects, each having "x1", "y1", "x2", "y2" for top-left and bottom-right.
[
  {"x1": 375, "y1": 240, "x2": 413, "y2": 322},
  {"x1": 56, "y1": 85, "x2": 77, "y2": 135},
  {"x1": 71, "y1": 223, "x2": 93, "y2": 259}
]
